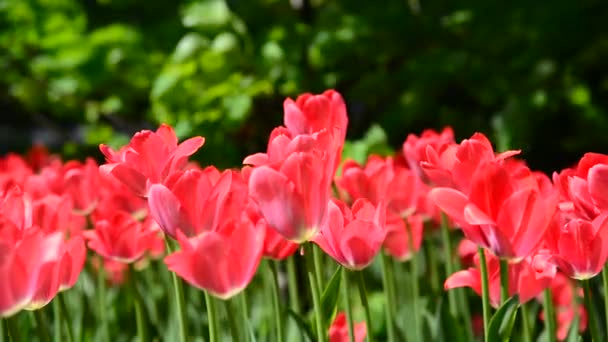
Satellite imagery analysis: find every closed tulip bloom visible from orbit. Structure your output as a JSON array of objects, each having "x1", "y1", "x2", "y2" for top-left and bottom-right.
[
  {"x1": 402, "y1": 127, "x2": 455, "y2": 180},
  {"x1": 57, "y1": 235, "x2": 86, "y2": 291},
  {"x1": 328, "y1": 312, "x2": 367, "y2": 342},
  {"x1": 249, "y1": 150, "x2": 332, "y2": 242},
  {"x1": 314, "y1": 198, "x2": 386, "y2": 270},
  {"x1": 84, "y1": 211, "x2": 158, "y2": 263},
  {"x1": 0, "y1": 223, "x2": 63, "y2": 317},
  {"x1": 545, "y1": 213, "x2": 608, "y2": 280},
  {"x1": 165, "y1": 216, "x2": 265, "y2": 300},
  {"x1": 99, "y1": 124, "x2": 205, "y2": 197},
  {"x1": 283, "y1": 89, "x2": 348, "y2": 143}
]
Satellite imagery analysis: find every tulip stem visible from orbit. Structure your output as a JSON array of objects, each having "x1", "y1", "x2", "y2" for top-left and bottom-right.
[
  {"x1": 5, "y1": 316, "x2": 20, "y2": 342},
  {"x1": 520, "y1": 303, "x2": 532, "y2": 342},
  {"x1": 379, "y1": 253, "x2": 396, "y2": 342},
  {"x1": 313, "y1": 245, "x2": 324, "y2": 292},
  {"x1": 441, "y1": 213, "x2": 474, "y2": 341},
  {"x1": 0, "y1": 318, "x2": 5, "y2": 342},
  {"x1": 356, "y1": 271, "x2": 374, "y2": 342},
  {"x1": 269, "y1": 261, "x2": 285, "y2": 342},
  {"x1": 582, "y1": 279, "x2": 601, "y2": 342},
  {"x1": 440, "y1": 213, "x2": 458, "y2": 316},
  {"x1": 53, "y1": 298, "x2": 61, "y2": 342},
  {"x1": 407, "y1": 223, "x2": 420, "y2": 342},
  {"x1": 238, "y1": 293, "x2": 251, "y2": 342},
  {"x1": 33, "y1": 309, "x2": 51, "y2": 342},
  {"x1": 306, "y1": 243, "x2": 326, "y2": 342},
  {"x1": 602, "y1": 265, "x2": 608, "y2": 339},
  {"x1": 129, "y1": 267, "x2": 148, "y2": 342},
  {"x1": 166, "y1": 240, "x2": 188, "y2": 342},
  {"x1": 97, "y1": 263, "x2": 111, "y2": 341},
  {"x1": 204, "y1": 292, "x2": 219, "y2": 342},
  {"x1": 499, "y1": 259, "x2": 509, "y2": 304},
  {"x1": 342, "y1": 268, "x2": 356, "y2": 342},
  {"x1": 543, "y1": 288, "x2": 557, "y2": 342},
  {"x1": 225, "y1": 299, "x2": 241, "y2": 341},
  {"x1": 478, "y1": 247, "x2": 491, "y2": 342},
  {"x1": 287, "y1": 256, "x2": 301, "y2": 314}
]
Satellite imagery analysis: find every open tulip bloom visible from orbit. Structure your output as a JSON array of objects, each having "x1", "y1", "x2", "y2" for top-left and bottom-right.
[{"x1": 5, "y1": 90, "x2": 608, "y2": 342}]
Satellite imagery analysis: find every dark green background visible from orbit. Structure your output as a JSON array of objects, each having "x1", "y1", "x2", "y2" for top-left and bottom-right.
[{"x1": 2, "y1": 0, "x2": 608, "y2": 172}]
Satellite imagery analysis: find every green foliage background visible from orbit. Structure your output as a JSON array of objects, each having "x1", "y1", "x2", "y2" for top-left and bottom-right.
[{"x1": 2, "y1": 0, "x2": 608, "y2": 171}]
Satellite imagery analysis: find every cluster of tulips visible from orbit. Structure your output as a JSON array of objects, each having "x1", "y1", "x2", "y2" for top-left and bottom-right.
[{"x1": 2, "y1": 89, "x2": 608, "y2": 342}]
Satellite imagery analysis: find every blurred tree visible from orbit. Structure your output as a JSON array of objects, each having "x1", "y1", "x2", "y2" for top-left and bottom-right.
[{"x1": 1, "y1": 0, "x2": 608, "y2": 172}]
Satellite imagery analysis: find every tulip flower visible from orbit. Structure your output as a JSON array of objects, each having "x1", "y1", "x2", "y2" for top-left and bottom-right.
[
  {"x1": 445, "y1": 249, "x2": 556, "y2": 308},
  {"x1": 284, "y1": 89, "x2": 348, "y2": 142},
  {"x1": 85, "y1": 211, "x2": 160, "y2": 263},
  {"x1": 328, "y1": 312, "x2": 367, "y2": 342},
  {"x1": 0, "y1": 224, "x2": 64, "y2": 317},
  {"x1": 314, "y1": 198, "x2": 386, "y2": 270},
  {"x1": 430, "y1": 161, "x2": 558, "y2": 261},
  {"x1": 164, "y1": 216, "x2": 265, "y2": 300},
  {"x1": 99, "y1": 124, "x2": 205, "y2": 197},
  {"x1": 383, "y1": 213, "x2": 423, "y2": 262},
  {"x1": 148, "y1": 168, "x2": 248, "y2": 239},
  {"x1": 249, "y1": 150, "x2": 333, "y2": 242},
  {"x1": 545, "y1": 213, "x2": 608, "y2": 280},
  {"x1": 402, "y1": 127, "x2": 455, "y2": 180}
]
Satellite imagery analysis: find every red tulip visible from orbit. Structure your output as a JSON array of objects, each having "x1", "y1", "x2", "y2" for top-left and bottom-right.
[
  {"x1": 445, "y1": 249, "x2": 556, "y2": 307},
  {"x1": 328, "y1": 312, "x2": 367, "y2": 342},
  {"x1": 84, "y1": 211, "x2": 159, "y2": 263},
  {"x1": 284, "y1": 89, "x2": 348, "y2": 143},
  {"x1": 314, "y1": 199, "x2": 386, "y2": 270},
  {"x1": 0, "y1": 223, "x2": 63, "y2": 317},
  {"x1": 165, "y1": 216, "x2": 265, "y2": 299},
  {"x1": 148, "y1": 168, "x2": 248, "y2": 239},
  {"x1": 100, "y1": 124, "x2": 205, "y2": 197},
  {"x1": 249, "y1": 150, "x2": 333, "y2": 242},
  {"x1": 430, "y1": 161, "x2": 558, "y2": 261},
  {"x1": 545, "y1": 213, "x2": 608, "y2": 280},
  {"x1": 383, "y1": 213, "x2": 423, "y2": 262},
  {"x1": 402, "y1": 127, "x2": 455, "y2": 180},
  {"x1": 63, "y1": 158, "x2": 101, "y2": 215}
]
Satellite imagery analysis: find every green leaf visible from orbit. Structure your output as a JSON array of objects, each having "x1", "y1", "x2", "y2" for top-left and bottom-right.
[
  {"x1": 286, "y1": 308, "x2": 315, "y2": 342},
  {"x1": 182, "y1": 0, "x2": 231, "y2": 28},
  {"x1": 488, "y1": 295, "x2": 520, "y2": 342},
  {"x1": 320, "y1": 267, "x2": 343, "y2": 329}
]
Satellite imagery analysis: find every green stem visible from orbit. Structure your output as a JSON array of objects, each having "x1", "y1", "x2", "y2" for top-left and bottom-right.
[
  {"x1": 582, "y1": 279, "x2": 601, "y2": 342},
  {"x1": 406, "y1": 223, "x2": 420, "y2": 342},
  {"x1": 204, "y1": 292, "x2": 219, "y2": 342},
  {"x1": 53, "y1": 299, "x2": 61, "y2": 342},
  {"x1": 603, "y1": 265, "x2": 608, "y2": 340},
  {"x1": 33, "y1": 310, "x2": 50, "y2": 342},
  {"x1": 379, "y1": 253, "x2": 396, "y2": 342},
  {"x1": 97, "y1": 263, "x2": 110, "y2": 341},
  {"x1": 5, "y1": 316, "x2": 20, "y2": 342},
  {"x1": 0, "y1": 317, "x2": 5, "y2": 342},
  {"x1": 225, "y1": 299, "x2": 241, "y2": 341},
  {"x1": 306, "y1": 243, "x2": 326, "y2": 342},
  {"x1": 425, "y1": 237, "x2": 440, "y2": 293},
  {"x1": 520, "y1": 303, "x2": 532, "y2": 342},
  {"x1": 238, "y1": 293, "x2": 251, "y2": 341},
  {"x1": 440, "y1": 213, "x2": 459, "y2": 317},
  {"x1": 499, "y1": 259, "x2": 509, "y2": 304},
  {"x1": 129, "y1": 268, "x2": 148, "y2": 342},
  {"x1": 313, "y1": 245, "x2": 324, "y2": 292},
  {"x1": 356, "y1": 271, "x2": 374, "y2": 342},
  {"x1": 287, "y1": 256, "x2": 301, "y2": 313},
  {"x1": 342, "y1": 269, "x2": 356, "y2": 342},
  {"x1": 166, "y1": 240, "x2": 188, "y2": 342},
  {"x1": 543, "y1": 288, "x2": 557, "y2": 342},
  {"x1": 57, "y1": 293, "x2": 74, "y2": 342},
  {"x1": 269, "y1": 261, "x2": 284, "y2": 342},
  {"x1": 478, "y1": 247, "x2": 491, "y2": 342}
]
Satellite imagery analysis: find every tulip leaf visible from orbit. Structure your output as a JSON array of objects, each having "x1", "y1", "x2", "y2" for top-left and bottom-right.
[
  {"x1": 320, "y1": 266, "x2": 343, "y2": 329},
  {"x1": 487, "y1": 295, "x2": 520, "y2": 342},
  {"x1": 287, "y1": 308, "x2": 315, "y2": 341}
]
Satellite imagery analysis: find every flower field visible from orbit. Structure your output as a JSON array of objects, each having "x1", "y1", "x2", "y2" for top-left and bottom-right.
[{"x1": 2, "y1": 89, "x2": 607, "y2": 342}]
